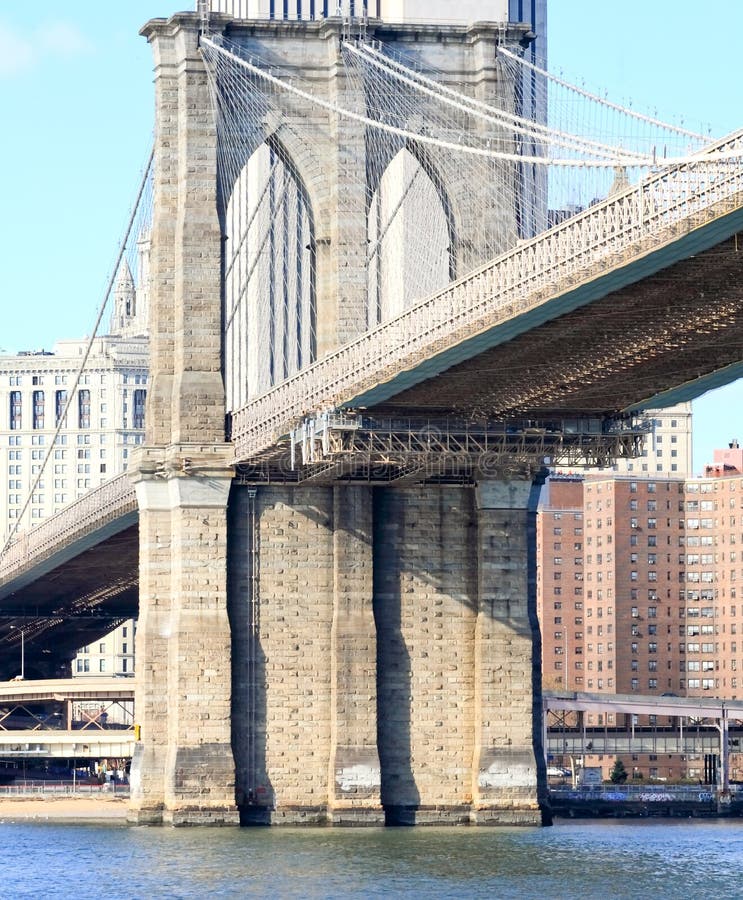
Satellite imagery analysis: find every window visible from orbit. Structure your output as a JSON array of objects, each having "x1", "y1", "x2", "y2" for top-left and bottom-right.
[
  {"x1": 9, "y1": 391, "x2": 21, "y2": 430},
  {"x1": 133, "y1": 389, "x2": 147, "y2": 429},
  {"x1": 32, "y1": 390, "x2": 44, "y2": 429},
  {"x1": 78, "y1": 389, "x2": 91, "y2": 429},
  {"x1": 55, "y1": 389, "x2": 68, "y2": 425}
]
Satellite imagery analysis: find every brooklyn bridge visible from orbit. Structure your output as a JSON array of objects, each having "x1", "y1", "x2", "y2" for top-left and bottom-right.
[{"x1": 1, "y1": 1, "x2": 742, "y2": 824}]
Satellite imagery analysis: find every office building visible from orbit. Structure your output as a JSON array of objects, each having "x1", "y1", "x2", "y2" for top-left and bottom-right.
[{"x1": 0, "y1": 263, "x2": 148, "y2": 537}]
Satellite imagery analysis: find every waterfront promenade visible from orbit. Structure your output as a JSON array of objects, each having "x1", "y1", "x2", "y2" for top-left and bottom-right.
[{"x1": 0, "y1": 796, "x2": 128, "y2": 822}]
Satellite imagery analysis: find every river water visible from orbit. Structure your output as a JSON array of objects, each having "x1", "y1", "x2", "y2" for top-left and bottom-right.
[{"x1": 2, "y1": 819, "x2": 741, "y2": 898}]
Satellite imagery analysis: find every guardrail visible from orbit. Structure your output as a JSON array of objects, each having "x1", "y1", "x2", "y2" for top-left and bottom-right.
[
  {"x1": 551, "y1": 783, "x2": 741, "y2": 804},
  {"x1": 0, "y1": 782, "x2": 129, "y2": 798},
  {"x1": 231, "y1": 129, "x2": 743, "y2": 460}
]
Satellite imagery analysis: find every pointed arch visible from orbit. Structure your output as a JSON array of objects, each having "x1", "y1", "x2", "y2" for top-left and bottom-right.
[
  {"x1": 223, "y1": 137, "x2": 317, "y2": 411},
  {"x1": 367, "y1": 143, "x2": 454, "y2": 325}
]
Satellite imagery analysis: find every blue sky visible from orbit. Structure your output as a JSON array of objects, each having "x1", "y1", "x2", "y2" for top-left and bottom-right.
[{"x1": 0, "y1": 1, "x2": 740, "y2": 471}]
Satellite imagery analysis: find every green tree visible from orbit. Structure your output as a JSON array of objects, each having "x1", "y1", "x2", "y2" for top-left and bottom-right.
[{"x1": 609, "y1": 759, "x2": 628, "y2": 784}]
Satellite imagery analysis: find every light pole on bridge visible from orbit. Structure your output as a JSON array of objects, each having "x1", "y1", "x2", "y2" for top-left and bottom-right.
[{"x1": 10, "y1": 625, "x2": 25, "y2": 680}]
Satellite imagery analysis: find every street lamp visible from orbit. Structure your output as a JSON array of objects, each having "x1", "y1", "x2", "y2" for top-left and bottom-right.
[{"x1": 10, "y1": 625, "x2": 24, "y2": 680}]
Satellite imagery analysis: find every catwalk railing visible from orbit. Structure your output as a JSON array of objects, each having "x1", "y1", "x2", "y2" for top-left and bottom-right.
[
  {"x1": 0, "y1": 474, "x2": 137, "y2": 586},
  {"x1": 230, "y1": 128, "x2": 743, "y2": 462}
]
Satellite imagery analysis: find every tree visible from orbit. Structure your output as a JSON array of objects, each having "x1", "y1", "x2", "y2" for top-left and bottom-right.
[{"x1": 609, "y1": 759, "x2": 628, "y2": 784}]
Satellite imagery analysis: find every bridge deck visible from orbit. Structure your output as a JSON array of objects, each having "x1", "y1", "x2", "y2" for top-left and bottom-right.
[
  {"x1": 231, "y1": 129, "x2": 743, "y2": 462},
  {"x1": 0, "y1": 677, "x2": 134, "y2": 705}
]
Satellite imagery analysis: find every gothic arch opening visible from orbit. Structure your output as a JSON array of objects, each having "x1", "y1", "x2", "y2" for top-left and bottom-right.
[
  {"x1": 223, "y1": 140, "x2": 317, "y2": 412},
  {"x1": 367, "y1": 146, "x2": 453, "y2": 326}
]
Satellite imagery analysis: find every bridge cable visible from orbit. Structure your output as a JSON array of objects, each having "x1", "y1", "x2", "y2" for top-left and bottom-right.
[{"x1": 1, "y1": 147, "x2": 155, "y2": 558}]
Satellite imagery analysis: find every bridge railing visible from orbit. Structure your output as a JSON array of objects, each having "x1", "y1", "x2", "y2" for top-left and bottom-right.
[
  {"x1": 231, "y1": 129, "x2": 743, "y2": 460},
  {"x1": 0, "y1": 782, "x2": 130, "y2": 798},
  {"x1": 0, "y1": 473, "x2": 137, "y2": 585},
  {"x1": 550, "y1": 784, "x2": 738, "y2": 803}
]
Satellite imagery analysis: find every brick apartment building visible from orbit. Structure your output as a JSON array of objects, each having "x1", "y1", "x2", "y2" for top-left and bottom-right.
[{"x1": 538, "y1": 441, "x2": 743, "y2": 781}]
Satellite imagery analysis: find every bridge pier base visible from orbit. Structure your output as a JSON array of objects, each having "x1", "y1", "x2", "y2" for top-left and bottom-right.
[
  {"x1": 227, "y1": 478, "x2": 547, "y2": 825},
  {"x1": 129, "y1": 446, "x2": 239, "y2": 827},
  {"x1": 327, "y1": 487, "x2": 385, "y2": 825},
  {"x1": 470, "y1": 480, "x2": 547, "y2": 826}
]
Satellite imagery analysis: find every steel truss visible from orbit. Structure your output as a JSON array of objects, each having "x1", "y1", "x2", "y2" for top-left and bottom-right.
[{"x1": 233, "y1": 412, "x2": 651, "y2": 485}]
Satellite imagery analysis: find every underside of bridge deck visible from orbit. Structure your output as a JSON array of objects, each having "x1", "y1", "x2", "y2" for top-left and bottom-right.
[
  {"x1": 370, "y1": 236, "x2": 743, "y2": 419},
  {"x1": 0, "y1": 526, "x2": 139, "y2": 679}
]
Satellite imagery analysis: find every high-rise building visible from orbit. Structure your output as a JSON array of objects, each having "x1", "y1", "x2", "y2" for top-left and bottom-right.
[
  {"x1": 538, "y1": 446, "x2": 743, "y2": 780},
  {"x1": 537, "y1": 476, "x2": 584, "y2": 691},
  {"x1": 0, "y1": 263, "x2": 148, "y2": 537}
]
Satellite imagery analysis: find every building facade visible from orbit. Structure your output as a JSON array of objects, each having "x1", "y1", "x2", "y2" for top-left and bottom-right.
[
  {"x1": 206, "y1": 1, "x2": 513, "y2": 24},
  {"x1": 73, "y1": 622, "x2": 136, "y2": 678},
  {"x1": 539, "y1": 445, "x2": 743, "y2": 781},
  {"x1": 578, "y1": 402, "x2": 693, "y2": 477},
  {"x1": 0, "y1": 264, "x2": 148, "y2": 538}
]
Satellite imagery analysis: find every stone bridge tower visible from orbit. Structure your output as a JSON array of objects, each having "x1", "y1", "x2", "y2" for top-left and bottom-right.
[{"x1": 128, "y1": 9, "x2": 548, "y2": 826}]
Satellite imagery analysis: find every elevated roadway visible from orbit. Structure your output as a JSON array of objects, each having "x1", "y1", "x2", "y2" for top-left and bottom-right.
[
  {"x1": 0, "y1": 677, "x2": 134, "y2": 706},
  {"x1": 231, "y1": 129, "x2": 743, "y2": 469},
  {"x1": 0, "y1": 477, "x2": 138, "y2": 679},
  {"x1": 545, "y1": 690, "x2": 743, "y2": 788},
  {"x1": 544, "y1": 689, "x2": 743, "y2": 721},
  {"x1": 0, "y1": 678, "x2": 135, "y2": 760}
]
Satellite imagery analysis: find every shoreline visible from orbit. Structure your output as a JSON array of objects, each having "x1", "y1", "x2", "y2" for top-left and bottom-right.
[{"x1": 0, "y1": 796, "x2": 129, "y2": 823}]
